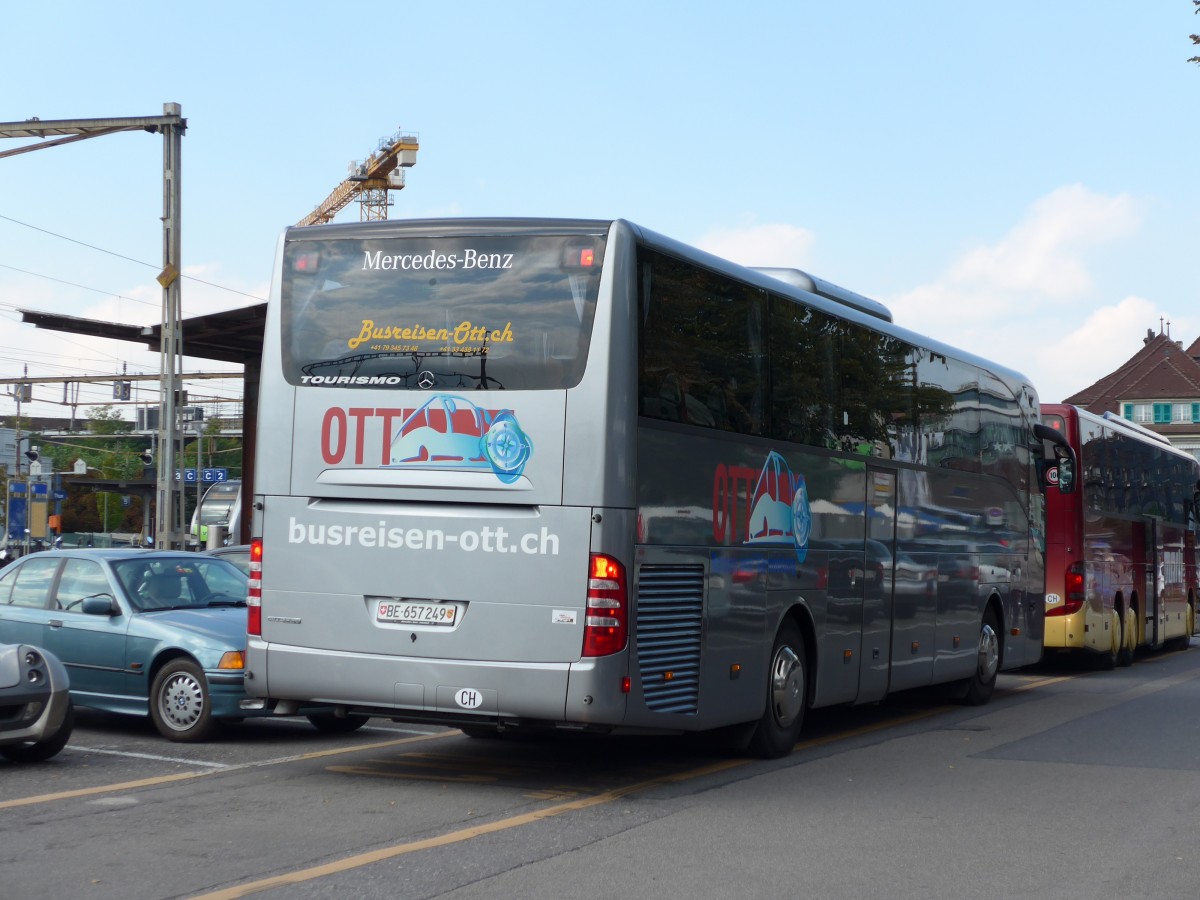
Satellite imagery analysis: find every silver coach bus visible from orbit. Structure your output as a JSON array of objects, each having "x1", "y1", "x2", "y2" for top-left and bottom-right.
[{"x1": 244, "y1": 218, "x2": 1074, "y2": 757}]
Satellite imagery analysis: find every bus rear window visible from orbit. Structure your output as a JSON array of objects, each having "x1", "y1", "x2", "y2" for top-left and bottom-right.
[{"x1": 279, "y1": 233, "x2": 605, "y2": 391}]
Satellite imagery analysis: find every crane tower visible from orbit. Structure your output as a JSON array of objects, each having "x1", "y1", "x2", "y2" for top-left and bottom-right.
[{"x1": 297, "y1": 128, "x2": 418, "y2": 227}]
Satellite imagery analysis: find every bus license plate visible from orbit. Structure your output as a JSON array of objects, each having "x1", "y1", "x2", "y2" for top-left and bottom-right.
[{"x1": 375, "y1": 599, "x2": 459, "y2": 626}]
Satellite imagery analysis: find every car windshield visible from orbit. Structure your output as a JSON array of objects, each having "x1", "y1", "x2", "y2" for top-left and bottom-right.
[{"x1": 112, "y1": 556, "x2": 248, "y2": 612}]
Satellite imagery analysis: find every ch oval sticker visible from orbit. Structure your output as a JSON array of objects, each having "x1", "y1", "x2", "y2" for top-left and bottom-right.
[{"x1": 455, "y1": 688, "x2": 483, "y2": 709}]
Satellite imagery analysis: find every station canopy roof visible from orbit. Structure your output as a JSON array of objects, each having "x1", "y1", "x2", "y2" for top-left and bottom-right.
[{"x1": 18, "y1": 303, "x2": 266, "y2": 364}]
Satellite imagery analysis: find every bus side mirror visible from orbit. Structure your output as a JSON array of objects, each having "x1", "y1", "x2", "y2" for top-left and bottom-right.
[
  {"x1": 1033, "y1": 422, "x2": 1076, "y2": 494},
  {"x1": 1054, "y1": 448, "x2": 1076, "y2": 494}
]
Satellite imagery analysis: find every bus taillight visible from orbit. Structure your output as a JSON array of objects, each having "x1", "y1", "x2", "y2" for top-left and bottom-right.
[
  {"x1": 583, "y1": 553, "x2": 627, "y2": 657},
  {"x1": 247, "y1": 538, "x2": 263, "y2": 637},
  {"x1": 1048, "y1": 561, "x2": 1085, "y2": 617}
]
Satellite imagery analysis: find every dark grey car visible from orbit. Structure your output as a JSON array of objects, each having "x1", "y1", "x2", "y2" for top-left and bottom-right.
[{"x1": 0, "y1": 642, "x2": 74, "y2": 762}]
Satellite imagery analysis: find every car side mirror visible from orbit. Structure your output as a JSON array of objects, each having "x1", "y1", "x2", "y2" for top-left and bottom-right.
[{"x1": 81, "y1": 595, "x2": 119, "y2": 616}]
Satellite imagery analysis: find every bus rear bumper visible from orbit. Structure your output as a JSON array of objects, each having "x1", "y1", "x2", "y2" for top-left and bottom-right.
[
  {"x1": 244, "y1": 638, "x2": 628, "y2": 728},
  {"x1": 1044, "y1": 612, "x2": 1085, "y2": 650}
]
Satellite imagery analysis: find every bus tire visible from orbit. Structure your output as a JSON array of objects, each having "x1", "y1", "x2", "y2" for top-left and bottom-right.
[
  {"x1": 1117, "y1": 607, "x2": 1136, "y2": 667},
  {"x1": 747, "y1": 619, "x2": 807, "y2": 759},
  {"x1": 150, "y1": 658, "x2": 216, "y2": 742},
  {"x1": 1098, "y1": 609, "x2": 1120, "y2": 670},
  {"x1": 958, "y1": 607, "x2": 1000, "y2": 706},
  {"x1": 1166, "y1": 599, "x2": 1195, "y2": 652},
  {"x1": 459, "y1": 726, "x2": 501, "y2": 739},
  {"x1": 307, "y1": 713, "x2": 370, "y2": 733}
]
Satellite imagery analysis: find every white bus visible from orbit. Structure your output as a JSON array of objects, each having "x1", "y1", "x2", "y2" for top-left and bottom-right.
[{"x1": 243, "y1": 218, "x2": 1073, "y2": 757}]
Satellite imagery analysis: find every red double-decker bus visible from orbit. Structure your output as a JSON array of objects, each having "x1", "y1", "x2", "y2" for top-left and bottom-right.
[{"x1": 1041, "y1": 404, "x2": 1199, "y2": 666}]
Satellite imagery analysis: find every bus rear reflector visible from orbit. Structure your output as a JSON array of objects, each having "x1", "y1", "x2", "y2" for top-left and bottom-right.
[
  {"x1": 1047, "y1": 561, "x2": 1085, "y2": 617},
  {"x1": 583, "y1": 553, "x2": 627, "y2": 657},
  {"x1": 247, "y1": 538, "x2": 263, "y2": 636}
]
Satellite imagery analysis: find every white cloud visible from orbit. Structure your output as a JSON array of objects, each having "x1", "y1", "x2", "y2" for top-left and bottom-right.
[
  {"x1": 693, "y1": 221, "x2": 815, "y2": 269},
  {"x1": 947, "y1": 184, "x2": 1139, "y2": 298},
  {"x1": 884, "y1": 185, "x2": 1167, "y2": 404},
  {"x1": 1034, "y1": 298, "x2": 1198, "y2": 403},
  {"x1": 682, "y1": 188, "x2": 1191, "y2": 408}
]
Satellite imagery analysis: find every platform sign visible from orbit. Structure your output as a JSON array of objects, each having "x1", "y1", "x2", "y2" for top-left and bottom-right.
[
  {"x1": 6, "y1": 481, "x2": 27, "y2": 540},
  {"x1": 202, "y1": 467, "x2": 229, "y2": 483},
  {"x1": 29, "y1": 482, "x2": 49, "y2": 540}
]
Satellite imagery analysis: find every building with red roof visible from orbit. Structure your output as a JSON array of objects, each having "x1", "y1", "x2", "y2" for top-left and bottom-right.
[{"x1": 1063, "y1": 324, "x2": 1200, "y2": 462}]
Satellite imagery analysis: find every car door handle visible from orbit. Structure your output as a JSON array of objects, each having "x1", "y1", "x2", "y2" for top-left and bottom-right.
[{"x1": 49, "y1": 619, "x2": 64, "y2": 628}]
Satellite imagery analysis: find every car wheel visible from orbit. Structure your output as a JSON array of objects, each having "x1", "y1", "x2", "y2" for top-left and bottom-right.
[
  {"x1": 0, "y1": 701, "x2": 74, "y2": 763},
  {"x1": 150, "y1": 659, "x2": 216, "y2": 742},
  {"x1": 959, "y1": 607, "x2": 1000, "y2": 706},
  {"x1": 306, "y1": 713, "x2": 369, "y2": 733},
  {"x1": 747, "y1": 619, "x2": 807, "y2": 758}
]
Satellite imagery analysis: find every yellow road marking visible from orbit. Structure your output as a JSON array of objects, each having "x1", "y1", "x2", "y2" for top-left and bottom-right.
[
  {"x1": 1003, "y1": 674, "x2": 1073, "y2": 693},
  {"x1": 192, "y1": 706, "x2": 976, "y2": 898},
  {"x1": 0, "y1": 732, "x2": 454, "y2": 811},
  {"x1": 190, "y1": 757, "x2": 750, "y2": 900}
]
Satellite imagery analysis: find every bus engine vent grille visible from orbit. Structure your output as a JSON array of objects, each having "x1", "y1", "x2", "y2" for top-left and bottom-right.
[{"x1": 636, "y1": 564, "x2": 704, "y2": 715}]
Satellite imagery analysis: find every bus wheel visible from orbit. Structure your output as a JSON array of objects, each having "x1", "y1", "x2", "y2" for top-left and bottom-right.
[
  {"x1": 959, "y1": 608, "x2": 1000, "y2": 706},
  {"x1": 1099, "y1": 609, "x2": 1121, "y2": 670},
  {"x1": 459, "y1": 726, "x2": 502, "y2": 740},
  {"x1": 1167, "y1": 600, "x2": 1195, "y2": 652},
  {"x1": 1117, "y1": 608, "x2": 1136, "y2": 667},
  {"x1": 747, "y1": 620, "x2": 806, "y2": 759},
  {"x1": 307, "y1": 713, "x2": 369, "y2": 733}
]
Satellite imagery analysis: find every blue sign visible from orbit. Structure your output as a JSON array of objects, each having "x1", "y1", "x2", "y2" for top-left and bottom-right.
[
  {"x1": 202, "y1": 468, "x2": 229, "y2": 483},
  {"x1": 52, "y1": 489, "x2": 68, "y2": 501},
  {"x1": 7, "y1": 482, "x2": 27, "y2": 540},
  {"x1": 176, "y1": 468, "x2": 198, "y2": 483}
]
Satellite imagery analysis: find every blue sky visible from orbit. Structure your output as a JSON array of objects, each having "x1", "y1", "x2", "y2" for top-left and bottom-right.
[{"x1": 2, "y1": 1, "x2": 1198, "y2": 421}]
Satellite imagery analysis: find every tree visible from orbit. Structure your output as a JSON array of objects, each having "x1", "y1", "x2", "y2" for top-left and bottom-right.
[
  {"x1": 44, "y1": 406, "x2": 147, "y2": 536},
  {"x1": 1192, "y1": 1, "x2": 1200, "y2": 64}
]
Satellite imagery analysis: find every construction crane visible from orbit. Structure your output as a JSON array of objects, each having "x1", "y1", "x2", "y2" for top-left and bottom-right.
[{"x1": 296, "y1": 128, "x2": 418, "y2": 227}]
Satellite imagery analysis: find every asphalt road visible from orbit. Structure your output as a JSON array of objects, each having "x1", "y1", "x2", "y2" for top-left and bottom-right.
[{"x1": 3, "y1": 641, "x2": 1199, "y2": 900}]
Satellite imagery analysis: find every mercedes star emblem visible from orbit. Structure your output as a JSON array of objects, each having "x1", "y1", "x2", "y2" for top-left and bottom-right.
[{"x1": 417, "y1": 370, "x2": 436, "y2": 390}]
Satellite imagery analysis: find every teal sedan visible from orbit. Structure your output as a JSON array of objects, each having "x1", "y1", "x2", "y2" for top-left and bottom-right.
[{"x1": 0, "y1": 549, "x2": 365, "y2": 742}]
